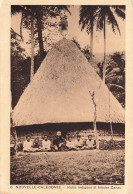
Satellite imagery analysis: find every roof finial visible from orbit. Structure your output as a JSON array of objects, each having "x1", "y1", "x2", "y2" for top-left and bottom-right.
[{"x1": 59, "y1": 10, "x2": 68, "y2": 38}]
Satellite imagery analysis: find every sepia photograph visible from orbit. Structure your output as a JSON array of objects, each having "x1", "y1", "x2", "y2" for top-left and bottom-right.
[{"x1": 10, "y1": 5, "x2": 125, "y2": 185}]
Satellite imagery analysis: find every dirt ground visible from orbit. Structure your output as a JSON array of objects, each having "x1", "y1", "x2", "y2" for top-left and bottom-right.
[{"x1": 10, "y1": 149, "x2": 124, "y2": 185}]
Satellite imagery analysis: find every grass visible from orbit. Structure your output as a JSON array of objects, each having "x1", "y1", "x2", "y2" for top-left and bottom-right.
[{"x1": 10, "y1": 149, "x2": 124, "y2": 185}]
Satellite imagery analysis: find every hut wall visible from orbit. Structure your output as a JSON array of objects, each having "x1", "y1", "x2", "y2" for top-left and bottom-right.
[{"x1": 11, "y1": 122, "x2": 125, "y2": 144}]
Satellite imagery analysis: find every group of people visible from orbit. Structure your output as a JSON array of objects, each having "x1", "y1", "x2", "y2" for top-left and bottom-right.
[{"x1": 23, "y1": 131, "x2": 96, "y2": 152}]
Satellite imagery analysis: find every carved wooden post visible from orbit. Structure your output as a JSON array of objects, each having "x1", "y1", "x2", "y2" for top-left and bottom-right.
[{"x1": 89, "y1": 91, "x2": 99, "y2": 149}]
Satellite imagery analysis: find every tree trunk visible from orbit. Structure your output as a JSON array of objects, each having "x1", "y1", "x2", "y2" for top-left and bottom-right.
[
  {"x1": 20, "y1": 13, "x2": 23, "y2": 41},
  {"x1": 103, "y1": 16, "x2": 106, "y2": 83},
  {"x1": 11, "y1": 127, "x2": 18, "y2": 154},
  {"x1": 90, "y1": 21, "x2": 93, "y2": 61},
  {"x1": 30, "y1": 17, "x2": 34, "y2": 81},
  {"x1": 36, "y1": 14, "x2": 44, "y2": 58},
  {"x1": 11, "y1": 104, "x2": 18, "y2": 154}
]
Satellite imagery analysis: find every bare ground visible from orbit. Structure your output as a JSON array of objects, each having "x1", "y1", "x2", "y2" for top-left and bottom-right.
[{"x1": 10, "y1": 149, "x2": 124, "y2": 185}]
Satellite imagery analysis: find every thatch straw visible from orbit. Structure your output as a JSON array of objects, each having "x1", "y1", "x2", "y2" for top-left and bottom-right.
[{"x1": 13, "y1": 39, "x2": 125, "y2": 126}]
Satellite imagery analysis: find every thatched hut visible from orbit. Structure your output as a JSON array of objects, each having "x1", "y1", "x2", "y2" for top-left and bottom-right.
[{"x1": 12, "y1": 39, "x2": 125, "y2": 140}]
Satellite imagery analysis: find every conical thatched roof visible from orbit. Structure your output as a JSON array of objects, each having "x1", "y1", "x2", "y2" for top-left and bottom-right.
[{"x1": 13, "y1": 39, "x2": 125, "y2": 126}]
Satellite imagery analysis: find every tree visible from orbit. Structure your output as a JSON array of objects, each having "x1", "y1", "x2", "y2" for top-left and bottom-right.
[
  {"x1": 32, "y1": 5, "x2": 70, "y2": 57},
  {"x1": 96, "y1": 6, "x2": 125, "y2": 83},
  {"x1": 79, "y1": 6, "x2": 98, "y2": 61},
  {"x1": 11, "y1": 5, "x2": 25, "y2": 40},
  {"x1": 11, "y1": 6, "x2": 36, "y2": 81},
  {"x1": 79, "y1": 6, "x2": 125, "y2": 83},
  {"x1": 30, "y1": 13, "x2": 35, "y2": 80},
  {"x1": 83, "y1": 6, "x2": 125, "y2": 138},
  {"x1": 96, "y1": 52, "x2": 125, "y2": 107},
  {"x1": 11, "y1": 5, "x2": 70, "y2": 57},
  {"x1": 106, "y1": 52, "x2": 125, "y2": 108},
  {"x1": 11, "y1": 27, "x2": 29, "y2": 153},
  {"x1": 11, "y1": 5, "x2": 71, "y2": 79}
]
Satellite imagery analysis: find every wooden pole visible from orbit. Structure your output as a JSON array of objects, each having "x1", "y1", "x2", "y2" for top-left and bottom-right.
[
  {"x1": 110, "y1": 122, "x2": 113, "y2": 140},
  {"x1": 109, "y1": 84, "x2": 113, "y2": 140}
]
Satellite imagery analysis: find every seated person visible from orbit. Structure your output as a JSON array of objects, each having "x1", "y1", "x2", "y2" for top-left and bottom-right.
[
  {"x1": 74, "y1": 135, "x2": 84, "y2": 150},
  {"x1": 32, "y1": 138, "x2": 41, "y2": 151},
  {"x1": 17, "y1": 142, "x2": 23, "y2": 152},
  {"x1": 52, "y1": 131, "x2": 66, "y2": 151},
  {"x1": 23, "y1": 135, "x2": 33, "y2": 152},
  {"x1": 84, "y1": 135, "x2": 96, "y2": 149},
  {"x1": 10, "y1": 143, "x2": 15, "y2": 155},
  {"x1": 66, "y1": 136, "x2": 75, "y2": 150},
  {"x1": 42, "y1": 135, "x2": 51, "y2": 151}
]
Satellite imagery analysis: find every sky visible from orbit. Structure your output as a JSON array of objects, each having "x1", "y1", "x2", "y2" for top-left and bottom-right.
[{"x1": 11, "y1": 5, "x2": 125, "y2": 58}]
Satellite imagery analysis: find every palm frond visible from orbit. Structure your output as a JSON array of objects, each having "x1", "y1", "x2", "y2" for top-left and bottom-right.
[
  {"x1": 112, "y1": 5, "x2": 125, "y2": 11},
  {"x1": 107, "y1": 67, "x2": 121, "y2": 75},
  {"x1": 110, "y1": 84, "x2": 125, "y2": 90},
  {"x1": 79, "y1": 6, "x2": 98, "y2": 32},
  {"x1": 96, "y1": 7, "x2": 106, "y2": 31},
  {"x1": 11, "y1": 5, "x2": 23, "y2": 15},
  {"x1": 113, "y1": 7, "x2": 125, "y2": 19},
  {"x1": 54, "y1": 5, "x2": 71, "y2": 15},
  {"x1": 106, "y1": 74, "x2": 123, "y2": 80},
  {"x1": 106, "y1": 7, "x2": 120, "y2": 34}
]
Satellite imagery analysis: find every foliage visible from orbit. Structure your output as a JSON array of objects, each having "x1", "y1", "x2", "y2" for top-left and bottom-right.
[
  {"x1": 72, "y1": 38, "x2": 82, "y2": 50},
  {"x1": 79, "y1": 6, "x2": 125, "y2": 45},
  {"x1": 11, "y1": 53, "x2": 47, "y2": 109},
  {"x1": 79, "y1": 6, "x2": 98, "y2": 33},
  {"x1": 96, "y1": 6, "x2": 125, "y2": 33},
  {"x1": 97, "y1": 52, "x2": 125, "y2": 107},
  {"x1": 11, "y1": 5, "x2": 70, "y2": 56},
  {"x1": 82, "y1": 46, "x2": 91, "y2": 61},
  {"x1": 79, "y1": 5, "x2": 125, "y2": 33},
  {"x1": 11, "y1": 27, "x2": 47, "y2": 108},
  {"x1": 72, "y1": 38, "x2": 91, "y2": 61},
  {"x1": 79, "y1": 5, "x2": 125, "y2": 82},
  {"x1": 79, "y1": 6, "x2": 98, "y2": 59},
  {"x1": 11, "y1": 28, "x2": 27, "y2": 59}
]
